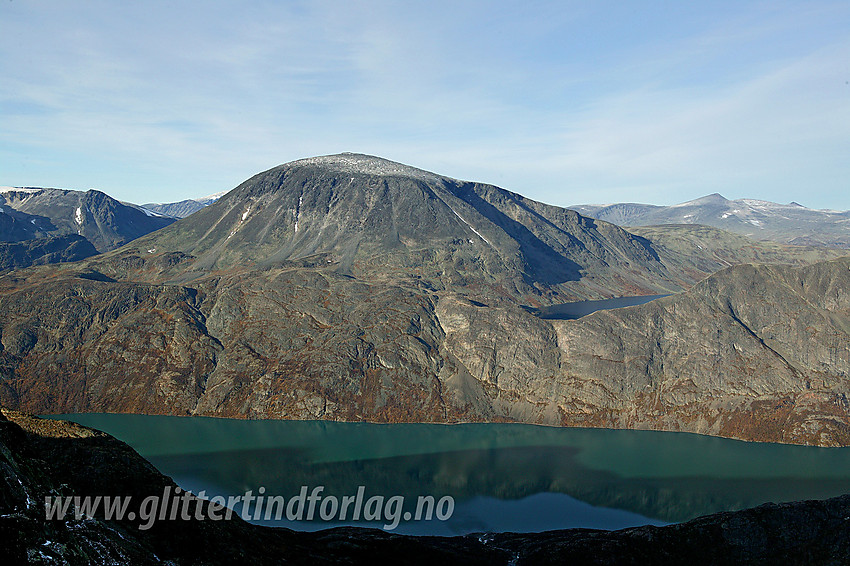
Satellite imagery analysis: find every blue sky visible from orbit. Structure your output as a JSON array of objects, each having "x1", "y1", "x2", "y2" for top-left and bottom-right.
[{"x1": 2, "y1": 1, "x2": 848, "y2": 209}]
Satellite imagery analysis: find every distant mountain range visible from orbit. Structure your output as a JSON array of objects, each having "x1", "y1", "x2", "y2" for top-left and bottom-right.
[
  {"x1": 142, "y1": 191, "x2": 227, "y2": 218},
  {"x1": 0, "y1": 187, "x2": 175, "y2": 268},
  {"x1": 571, "y1": 193, "x2": 850, "y2": 248},
  {"x1": 1, "y1": 154, "x2": 847, "y2": 446},
  {"x1": 146, "y1": 189, "x2": 850, "y2": 251}
]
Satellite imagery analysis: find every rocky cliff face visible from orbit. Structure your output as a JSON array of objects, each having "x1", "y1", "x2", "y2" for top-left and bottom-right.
[
  {"x1": 0, "y1": 155, "x2": 848, "y2": 445},
  {"x1": 2, "y1": 411, "x2": 849, "y2": 565},
  {"x1": 550, "y1": 258, "x2": 850, "y2": 445}
]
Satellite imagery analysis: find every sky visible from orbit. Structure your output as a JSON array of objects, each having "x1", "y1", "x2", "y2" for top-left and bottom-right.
[{"x1": 1, "y1": 1, "x2": 849, "y2": 209}]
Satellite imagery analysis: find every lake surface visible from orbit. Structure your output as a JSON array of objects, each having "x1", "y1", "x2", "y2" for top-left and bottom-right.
[
  {"x1": 537, "y1": 294, "x2": 669, "y2": 320},
  {"x1": 47, "y1": 414, "x2": 850, "y2": 536}
]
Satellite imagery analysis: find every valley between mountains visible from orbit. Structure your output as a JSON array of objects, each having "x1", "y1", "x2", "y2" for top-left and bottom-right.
[{"x1": 1, "y1": 154, "x2": 848, "y2": 446}]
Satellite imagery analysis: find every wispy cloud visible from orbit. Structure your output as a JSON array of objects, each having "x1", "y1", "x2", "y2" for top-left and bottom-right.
[{"x1": 1, "y1": 1, "x2": 848, "y2": 209}]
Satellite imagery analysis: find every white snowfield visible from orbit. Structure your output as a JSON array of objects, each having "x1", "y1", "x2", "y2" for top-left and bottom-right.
[
  {"x1": 290, "y1": 153, "x2": 457, "y2": 184},
  {"x1": 0, "y1": 186, "x2": 42, "y2": 194}
]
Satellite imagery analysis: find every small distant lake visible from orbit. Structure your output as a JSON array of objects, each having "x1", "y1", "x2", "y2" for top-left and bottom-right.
[
  {"x1": 46, "y1": 414, "x2": 850, "y2": 536},
  {"x1": 537, "y1": 294, "x2": 669, "y2": 320}
]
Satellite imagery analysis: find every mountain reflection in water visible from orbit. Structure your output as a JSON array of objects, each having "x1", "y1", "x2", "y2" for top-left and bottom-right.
[{"x1": 47, "y1": 415, "x2": 850, "y2": 536}]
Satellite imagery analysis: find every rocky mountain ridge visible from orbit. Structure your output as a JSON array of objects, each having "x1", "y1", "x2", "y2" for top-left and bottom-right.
[
  {"x1": 571, "y1": 193, "x2": 850, "y2": 248},
  {"x1": 0, "y1": 187, "x2": 175, "y2": 269},
  {"x1": 0, "y1": 155, "x2": 847, "y2": 446}
]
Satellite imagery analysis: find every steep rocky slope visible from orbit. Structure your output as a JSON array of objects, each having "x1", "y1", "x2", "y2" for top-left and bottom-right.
[
  {"x1": 549, "y1": 258, "x2": 850, "y2": 445},
  {"x1": 0, "y1": 155, "x2": 847, "y2": 445},
  {"x1": 2, "y1": 411, "x2": 848, "y2": 565}
]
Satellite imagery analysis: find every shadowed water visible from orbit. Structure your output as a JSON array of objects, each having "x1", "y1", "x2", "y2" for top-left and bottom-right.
[
  {"x1": 537, "y1": 294, "x2": 669, "y2": 320},
  {"x1": 47, "y1": 415, "x2": 850, "y2": 535}
]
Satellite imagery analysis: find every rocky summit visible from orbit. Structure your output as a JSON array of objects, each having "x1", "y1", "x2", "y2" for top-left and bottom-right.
[
  {"x1": 118, "y1": 152, "x2": 689, "y2": 301},
  {"x1": 0, "y1": 154, "x2": 847, "y2": 445}
]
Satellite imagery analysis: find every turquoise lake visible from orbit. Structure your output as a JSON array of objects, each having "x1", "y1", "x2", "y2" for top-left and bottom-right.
[{"x1": 47, "y1": 414, "x2": 850, "y2": 536}]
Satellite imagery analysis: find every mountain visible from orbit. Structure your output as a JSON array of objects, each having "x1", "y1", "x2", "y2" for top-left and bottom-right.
[
  {"x1": 572, "y1": 193, "x2": 850, "y2": 248},
  {"x1": 3, "y1": 410, "x2": 849, "y2": 565},
  {"x1": 142, "y1": 191, "x2": 227, "y2": 218},
  {"x1": 110, "y1": 154, "x2": 839, "y2": 300},
  {"x1": 125, "y1": 153, "x2": 686, "y2": 302},
  {"x1": 0, "y1": 187, "x2": 175, "y2": 253},
  {"x1": 0, "y1": 154, "x2": 847, "y2": 445}
]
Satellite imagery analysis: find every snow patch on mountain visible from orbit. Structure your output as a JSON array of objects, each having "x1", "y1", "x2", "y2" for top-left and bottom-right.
[
  {"x1": 448, "y1": 205, "x2": 492, "y2": 245},
  {"x1": 290, "y1": 153, "x2": 454, "y2": 184},
  {"x1": 0, "y1": 186, "x2": 42, "y2": 194},
  {"x1": 198, "y1": 190, "x2": 228, "y2": 203}
]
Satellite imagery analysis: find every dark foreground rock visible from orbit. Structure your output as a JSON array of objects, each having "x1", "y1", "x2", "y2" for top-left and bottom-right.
[{"x1": 1, "y1": 411, "x2": 848, "y2": 565}]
